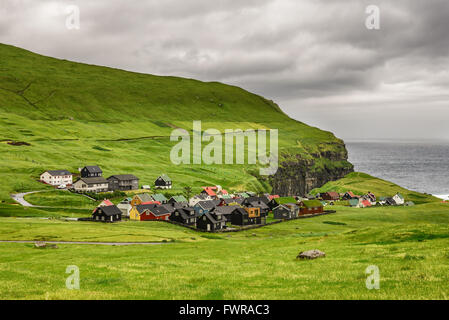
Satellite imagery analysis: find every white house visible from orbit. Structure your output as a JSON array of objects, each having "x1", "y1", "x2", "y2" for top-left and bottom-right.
[
  {"x1": 117, "y1": 201, "x2": 132, "y2": 217},
  {"x1": 393, "y1": 193, "x2": 405, "y2": 205},
  {"x1": 40, "y1": 170, "x2": 73, "y2": 186},
  {"x1": 189, "y1": 194, "x2": 213, "y2": 207},
  {"x1": 72, "y1": 177, "x2": 109, "y2": 193}
]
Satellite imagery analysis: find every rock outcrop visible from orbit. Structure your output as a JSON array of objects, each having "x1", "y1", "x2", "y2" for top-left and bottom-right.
[{"x1": 271, "y1": 142, "x2": 354, "y2": 196}]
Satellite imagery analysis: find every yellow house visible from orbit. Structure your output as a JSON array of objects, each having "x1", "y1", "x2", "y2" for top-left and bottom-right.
[
  {"x1": 244, "y1": 207, "x2": 260, "y2": 218},
  {"x1": 130, "y1": 193, "x2": 153, "y2": 207},
  {"x1": 129, "y1": 206, "x2": 141, "y2": 220}
]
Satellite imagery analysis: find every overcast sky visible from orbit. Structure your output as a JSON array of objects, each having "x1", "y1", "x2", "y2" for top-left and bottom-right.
[{"x1": 1, "y1": 0, "x2": 448, "y2": 141}]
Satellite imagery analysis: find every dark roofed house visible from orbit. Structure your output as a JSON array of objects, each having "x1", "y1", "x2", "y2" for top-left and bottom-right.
[
  {"x1": 170, "y1": 207, "x2": 198, "y2": 226},
  {"x1": 92, "y1": 205, "x2": 122, "y2": 222},
  {"x1": 273, "y1": 203, "x2": 299, "y2": 219},
  {"x1": 72, "y1": 177, "x2": 109, "y2": 193},
  {"x1": 193, "y1": 200, "x2": 217, "y2": 216},
  {"x1": 243, "y1": 197, "x2": 270, "y2": 217},
  {"x1": 155, "y1": 174, "x2": 172, "y2": 189},
  {"x1": 196, "y1": 212, "x2": 226, "y2": 232},
  {"x1": 107, "y1": 174, "x2": 139, "y2": 191},
  {"x1": 81, "y1": 166, "x2": 103, "y2": 178},
  {"x1": 230, "y1": 206, "x2": 262, "y2": 226}
]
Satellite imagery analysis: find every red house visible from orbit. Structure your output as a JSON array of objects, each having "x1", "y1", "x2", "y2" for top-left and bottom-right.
[{"x1": 130, "y1": 204, "x2": 171, "y2": 221}]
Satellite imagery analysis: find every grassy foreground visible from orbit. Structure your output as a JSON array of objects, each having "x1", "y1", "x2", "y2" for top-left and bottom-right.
[{"x1": 1, "y1": 202, "x2": 449, "y2": 299}]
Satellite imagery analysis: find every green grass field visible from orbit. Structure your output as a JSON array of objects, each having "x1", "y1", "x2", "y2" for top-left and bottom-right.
[{"x1": 1, "y1": 202, "x2": 449, "y2": 299}]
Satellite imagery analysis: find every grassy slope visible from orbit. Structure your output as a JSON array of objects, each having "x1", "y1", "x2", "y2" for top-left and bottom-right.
[
  {"x1": 1, "y1": 202, "x2": 449, "y2": 299},
  {"x1": 311, "y1": 172, "x2": 440, "y2": 204},
  {"x1": 0, "y1": 43, "x2": 352, "y2": 201}
]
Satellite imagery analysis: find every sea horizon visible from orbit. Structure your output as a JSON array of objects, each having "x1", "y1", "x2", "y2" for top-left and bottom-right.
[{"x1": 346, "y1": 140, "x2": 449, "y2": 196}]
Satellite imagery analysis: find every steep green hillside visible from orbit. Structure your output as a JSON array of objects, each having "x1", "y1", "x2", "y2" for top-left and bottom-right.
[
  {"x1": 311, "y1": 172, "x2": 440, "y2": 204},
  {"x1": 0, "y1": 43, "x2": 352, "y2": 201}
]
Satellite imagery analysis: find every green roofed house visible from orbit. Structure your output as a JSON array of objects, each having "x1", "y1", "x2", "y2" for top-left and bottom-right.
[
  {"x1": 155, "y1": 174, "x2": 172, "y2": 189},
  {"x1": 236, "y1": 192, "x2": 250, "y2": 198},
  {"x1": 298, "y1": 200, "x2": 324, "y2": 215},
  {"x1": 349, "y1": 198, "x2": 360, "y2": 207},
  {"x1": 220, "y1": 194, "x2": 232, "y2": 199},
  {"x1": 168, "y1": 195, "x2": 188, "y2": 205},
  {"x1": 152, "y1": 193, "x2": 168, "y2": 204}
]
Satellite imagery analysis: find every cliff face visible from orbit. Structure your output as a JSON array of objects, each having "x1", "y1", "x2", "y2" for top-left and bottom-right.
[{"x1": 270, "y1": 142, "x2": 354, "y2": 196}]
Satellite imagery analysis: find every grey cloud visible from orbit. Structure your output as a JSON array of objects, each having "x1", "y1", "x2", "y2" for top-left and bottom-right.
[{"x1": 0, "y1": 0, "x2": 448, "y2": 140}]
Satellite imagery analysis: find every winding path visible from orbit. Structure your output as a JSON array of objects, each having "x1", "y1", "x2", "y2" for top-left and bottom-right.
[{"x1": 10, "y1": 191, "x2": 46, "y2": 207}]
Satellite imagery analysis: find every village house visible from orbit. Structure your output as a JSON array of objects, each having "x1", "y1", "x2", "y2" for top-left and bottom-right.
[
  {"x1": 107, "y1": 174, "x2": 139, "y2": 191},
  {"x1": 349, "y1": 198, "x2": 360, "y2": 207},
  {"x1": 242, "y1": 197, "x2": 270, "y2": 216},
  {"x1": 189, "y1": 194, "x2": 212, "y2": 207},
  {"x1": 80, "y1": 166, "x2": 103, "y2": 178},
  {"x1": 228, "y1": 206, "x2": 262, "y2": 226},
  {"x1": 92, "y1": 205, "x2": 122, "y2": 223},
  {"x1": 298, "y1": 200, "x2": 324, "y2": 215},
  {"x1": 170, "y1": 207, "x2": 197, "y2": 226},
  {"x1": 393, "y1": 193, "x2": 405, "y2": 205},
  {"x1": 321, "y1": 192, "x2": 340, "y2": 201},
  {"x1": 193, "y1": 200, "x2": 217, "y2": 216},
  {"x1": 342, "y1": 191, "x2": 359, "y2": 200},
  {"x1": 155, "y1": 174, "x2": 172, "y2": 189},
  {"x1": 72, "y1": 177, "x2": 109, "y2": 193},
  {"x1": 168, "y1": 195, "x2": 189, "y2": 206},
  {"x1": 129, "y1": 204, "x2": 171, "y2": 221},
  {"x1": 130, "y1": 193, "x2": 156, "y2": 206},
  {"x1": 273, "y1": 203, "x2": 299, "y2": 219},
  {"x1": 359, "y1": 199, "x2": 372, "y2": 208},
  {"x1": 196, "y1": 211, "x2": 226, "y2": 232},
  {"x1": 117, "y1": 198, "x2": 133, "y2": 217},
  {"x1": 201, "y1": 186, "x2": 218, "y2": 198},
  {"x1": 161, "y1": 202, "x2": 186, "y2": 215},
  {"x1": 152, "y1": 193, "x2": 168, "y2": 204},
  {"x1": 40, "y1": 170, "x2": 73, "y2": 187},
  {"x1": 98, "y1": 199, "x2": 113, "y2": 207}
]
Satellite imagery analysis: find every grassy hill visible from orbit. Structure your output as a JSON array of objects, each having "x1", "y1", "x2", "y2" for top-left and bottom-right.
[
  {"x1": 311, "y1": 172, "x2": 440, "y2": 204},
  {"x1": 0, "y1": 43, "x2": 352, "y2": 201}
]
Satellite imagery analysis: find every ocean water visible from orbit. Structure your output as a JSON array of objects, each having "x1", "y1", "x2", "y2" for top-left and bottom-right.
[{"x1": 346, "y1": 140, "x2": 449, "y2": 198}]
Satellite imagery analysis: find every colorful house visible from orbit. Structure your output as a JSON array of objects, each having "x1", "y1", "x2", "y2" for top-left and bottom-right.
[
  {"x1": 193, "y1": 200, "x2": 217, "y2": 216},
  {"x1": 130, "y1": 193, "x2": 154, "y2": 207},
  {"x1": 129, "y1": 204, "x2": 171, "y2": 221}
]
